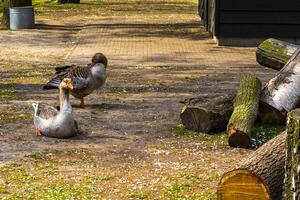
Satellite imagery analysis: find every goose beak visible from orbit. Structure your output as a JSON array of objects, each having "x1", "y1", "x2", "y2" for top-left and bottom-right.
[{"x1": 67, "y1": 81, "x2": 73, "y2": 90}]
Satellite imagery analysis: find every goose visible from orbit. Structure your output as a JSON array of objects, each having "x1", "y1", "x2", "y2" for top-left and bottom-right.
[
  {"x1": 43, "y1": 53, "x2": 107, "y2": 108},
  {"x1": 33, "y1": 78, "x2": 80, "y2": 138}
]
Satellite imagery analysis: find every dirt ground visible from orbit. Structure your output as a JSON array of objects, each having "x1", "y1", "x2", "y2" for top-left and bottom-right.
[{"x1": 0, "y1": 0, "x2": 278, "y2": 199}]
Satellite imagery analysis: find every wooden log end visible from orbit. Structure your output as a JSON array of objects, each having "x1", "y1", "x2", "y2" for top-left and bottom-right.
[
  {"x1": 258, "y1": 101, "x2": 286, "y2": 124},
  {"x1": 227, "y1": 127, "x2": 250, "y2": 148},
  {"x1": 218, "y1": 169, "x2": 271, "y2": 200},
  {"x1": 180, "y1": 106, "x2": 211, "y2": 133}
]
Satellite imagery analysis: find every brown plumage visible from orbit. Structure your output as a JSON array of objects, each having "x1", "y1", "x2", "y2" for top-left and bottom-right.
[{"x1": 43, "y1": 53, "x2": 108, "y2": 108}]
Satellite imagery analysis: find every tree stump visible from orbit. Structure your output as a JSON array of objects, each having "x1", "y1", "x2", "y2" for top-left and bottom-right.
[
  {"x1": 283, "y1": 109, "x2": 300, "y2": 199},
  {"x1": 180, "y1": 94, "x2": 234, "y2": 133},
  {"x1": 256, "y1": 38, "x2": 299, "y2": 70},
  {"x1": 260, "y1": 49, "x2": 300, "y2": 124},
  {"x1": 2, "y1": 0, "x2": 32, "y2": 27},
  {"x1": 218, "y1": 131, "x2": 286, "y2": 200},
  {"x1": 227, "y1": 75, "x2": 262, "y2": 148}
]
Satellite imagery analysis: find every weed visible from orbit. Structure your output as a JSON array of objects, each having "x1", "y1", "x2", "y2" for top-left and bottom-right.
[
  {"x1": 129, "y1": 191, "x2": 148, "y2": 199},
  {"x1": 170, "y1": 124, "x2": 195, "y2": 138}
]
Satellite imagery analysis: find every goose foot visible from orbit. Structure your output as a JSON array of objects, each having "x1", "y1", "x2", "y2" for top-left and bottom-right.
[
  {"x1": 35, "y1": 128, "x2": 42, "y2": 136},
  {"x1": 80, "y1": 98, "x2": 85, "y2": 108}
]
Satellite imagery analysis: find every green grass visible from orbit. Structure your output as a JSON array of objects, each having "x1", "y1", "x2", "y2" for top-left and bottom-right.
[
  {"x1": 0, "y1": 88, "x2": 20, "y2": 101},
  {"x1": 129, "y1": 191, "x2": 148, "y2": 199},
  {"x1": 163, "y1": 182, "x2": 191, "y2": 199},
  {"x1": 251, "y1": 123, "x2": 285, "y2": 144},
  {"x1": 170, "y1": 124, "x2": 228, "y2": 147}
]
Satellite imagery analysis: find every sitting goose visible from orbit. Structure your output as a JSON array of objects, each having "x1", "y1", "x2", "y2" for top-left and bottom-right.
[
  {"x1": 43, "y1": 53, "x2": 107, "y2": 108},
  {"x1": 33, "y1": 78, "x2": 80, "y2": 138}
]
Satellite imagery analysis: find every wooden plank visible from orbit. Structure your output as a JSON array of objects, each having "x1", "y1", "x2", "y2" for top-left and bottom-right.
[
  {"x1": 217, "y1": 24, "x2": 300, "y2": 37},
  {"x1": 219, "y1": 0, "x2": 300, "y2": 11},
  {"x1": 219, "y1": 11, "x2": 300, "y2": 25}
]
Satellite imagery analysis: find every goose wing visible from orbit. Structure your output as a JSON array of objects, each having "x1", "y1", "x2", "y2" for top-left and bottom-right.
[
  {"x1": 43, "y1": 65, "x2": 91, "y2": 90},
  {"x1": 36, "y1": 103, "x2": 59, "y2": 119}
]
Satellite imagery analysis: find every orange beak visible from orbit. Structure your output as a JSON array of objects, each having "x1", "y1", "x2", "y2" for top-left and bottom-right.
[{"x1": 66, "y1": 80, "x2": 73, "y2": 90}]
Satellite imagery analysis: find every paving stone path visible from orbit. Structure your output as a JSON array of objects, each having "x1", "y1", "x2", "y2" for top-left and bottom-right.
[{"x1": 0, "y1": 0, "x2": 278, "y2": 198}]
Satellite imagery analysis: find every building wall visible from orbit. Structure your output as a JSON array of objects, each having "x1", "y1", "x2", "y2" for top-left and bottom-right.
[{"x1": 215, "y1": 0, "x2": 300, "y2": 38}]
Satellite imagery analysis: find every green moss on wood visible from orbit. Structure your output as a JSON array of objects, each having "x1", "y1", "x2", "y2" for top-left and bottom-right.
[
  {"x1": 283, "y1": 109, "x2": 300, "y2": 200},
  {"x1": 256, "y1": 38, "x2": 299, "y2": 70},
  {"x1": 227, "y1": 75, "x2": 262, "y2": 148}
]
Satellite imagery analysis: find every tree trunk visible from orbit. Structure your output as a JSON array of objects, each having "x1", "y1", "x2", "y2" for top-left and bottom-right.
[
  {"x1": 2, "y1": 0, "x2": 32, "y2": 27},
  {"x1": 259, "y1": 49, "x2": 300, "y2": 124},
  {"x1": 218, "y1": 131, "x2": 286, "y2": 200},
  {"x1": 58, "y1": 0, "x2": 80, "y2": 3},
  {"x1": 283, "y1": 109, "x2": 300, "y2": 200},
  {"x1": 180, "y1": 94, "x2": 234, "y2": 133},
  {"x1": 256, "y1": 38, "x2": 299, "y2": 70},
  {"x1": 227, "y1": 75, "x2": 262, "y2": 148}
]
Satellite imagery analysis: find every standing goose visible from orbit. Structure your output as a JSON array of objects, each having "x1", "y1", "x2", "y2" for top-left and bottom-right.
[
  {"x1": 33, "y1": 78, "x2": 80, "y2": 138},
  {"x1": 43, "y1": 53, "x2": 107, "y2": 108}
]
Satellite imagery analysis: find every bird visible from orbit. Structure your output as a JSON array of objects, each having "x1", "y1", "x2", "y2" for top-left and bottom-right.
[
  {"x1": 32, "y1": 78, "x2": 80, "y2": 138},
  {"x1": 43, "y1": 53, "x2": 107, "y2": 108}
]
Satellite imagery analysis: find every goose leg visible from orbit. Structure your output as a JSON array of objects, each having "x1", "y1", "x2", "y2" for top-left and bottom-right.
[
  {"x1": 80, "y1": 98, "x2": 85, "y2": 108},
  {"x1": 35, "y1": 128, "x2": 41, "y2": 136}
]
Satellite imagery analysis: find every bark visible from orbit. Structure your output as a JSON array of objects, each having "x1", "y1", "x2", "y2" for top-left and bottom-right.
[
  {"x1": 227, "y1": 75, "x2": 262, "y2": 148},
  {"x1": 218, "y1": 131, "x2": 286, "y2": 200},
  {"x1": 283, "y1": 109, "x2": 300, "y2": 200},
  {"x1": 180, "y1": 94, "x2": 234, "y2": 133},
  {"x1": 260, "y1": 49, "x2": 300, "y2": 124},
  {"x1": 58, "y1": 0, "x2": 80, "y2": 3},
  {"x1": 2, "y1": 0, "x2": 32, "y2": 27},
  {"x1": 256, "y1": 38, "x2": 299, "y2": 70}
]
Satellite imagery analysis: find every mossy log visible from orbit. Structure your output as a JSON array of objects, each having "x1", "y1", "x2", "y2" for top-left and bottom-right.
[
  {"x1": 256, "y1": 38, "x2": 299, "y2": 70},
  {"x1": 180, "y1": 94, "x2": 234, "y2": 133},
  {"x1": 260, "y1": 49, "x2": 300, "y2": 124},
  {"x1": 283, "y1": 109, "x2": 300, "y2": 199},
  {"x1": 218, "y1": 131, "x2": 287, "y2": 200},
  {"x1": 2, "y1": 0, "x2": 32, "y2": 27},
  {"x1": 227, "y1": 75, "x2": 262, "y2": 148}
]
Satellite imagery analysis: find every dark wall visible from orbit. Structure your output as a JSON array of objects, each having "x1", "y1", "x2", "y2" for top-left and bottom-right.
[
  {"x1": 198, "y1": 0, "x2": 216, "y2": 35},
  {"x1": 200, "y1": 0, "x2": 300, "y2": 38}
]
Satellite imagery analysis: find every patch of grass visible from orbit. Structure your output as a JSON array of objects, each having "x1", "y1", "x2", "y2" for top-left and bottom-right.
[
  {"x1": 251, "y1": 123, "x2": 285, "y2": 144},
  {"x1": 207, "y1": 171, "x2": 219, "y2": 181},
  {"x1": 162, "y1": 182, "x2": 191, "y2": 199},
  {"x1": 0, "y1": 163, "x2": 35, "y2": 183},
  {"x1": 0, "y1": 88, "x2": 20, "y2": 101},
  {"x1": 170, "y1": 124, "x2": 195, "y2": 138},
  {"x1": 129, "y1": 191, "x2": 148, "y2": 199},
  {"x1": 100, "y1": 175, "x2": 115, "y2": 181},
  {"x1": 204, "y1": 133, "x2": 228, "y2": 148},
  {"x1": 0, "y1": 162, "x2": 101, "y2": 199},
  {"x1": 38, "y1": 183, "x2": 99, "y2": 199},
  {"x1": 195, "y1": 191, "x2": 217, "y2": 200},
  {"x1": 0, "y1": 112, "x2": 31, "y2": 126},
  {"x1": 180, "y1": 172, "x2": 201, "y2": 182}
]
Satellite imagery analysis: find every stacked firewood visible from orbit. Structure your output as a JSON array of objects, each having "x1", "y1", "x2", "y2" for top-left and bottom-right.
[{"x1": 180, "y1": 38, "x2": 300, "y2": 199}]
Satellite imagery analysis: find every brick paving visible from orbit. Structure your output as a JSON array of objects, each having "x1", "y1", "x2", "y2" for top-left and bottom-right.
[{"x1": 0, "y1": 0, "x2": 280, "y2": 198}]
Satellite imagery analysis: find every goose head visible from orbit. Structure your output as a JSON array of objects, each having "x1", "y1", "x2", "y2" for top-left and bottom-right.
[
  {"x1": 91, "y1": 53, "x2": 108, "y2": 68},
  {"x1": 60, "y1": 78, "x2": 73, "y2": 90}
]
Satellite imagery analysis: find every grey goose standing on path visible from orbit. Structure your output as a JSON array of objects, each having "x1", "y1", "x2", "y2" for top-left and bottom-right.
[{"x1": 43, "y1": 53, "x2": 107, "y2": 108}]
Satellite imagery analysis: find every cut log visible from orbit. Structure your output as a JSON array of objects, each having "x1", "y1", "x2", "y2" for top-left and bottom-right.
[
  {"x1": 218, "y1": 131, "x2": 287, "y2": 200},
  {"x1": 260, "y1": 49, "x2": 300, "y2": 124},
  {"x1": 256, "y1": 38, "x2": 299, "y2": 70},
  {"x1": 227, "y1": 75, "x2": 262, "y2": 148},
  {"x1": 180, "y1": 94, "x2": 234, "y2": 133},
  {"x1": 2, "y1": 0, "x2": 32, "y2": 27},
  {"x1": 283, "y1": 109, "x2": 300, "y2": 199}
]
